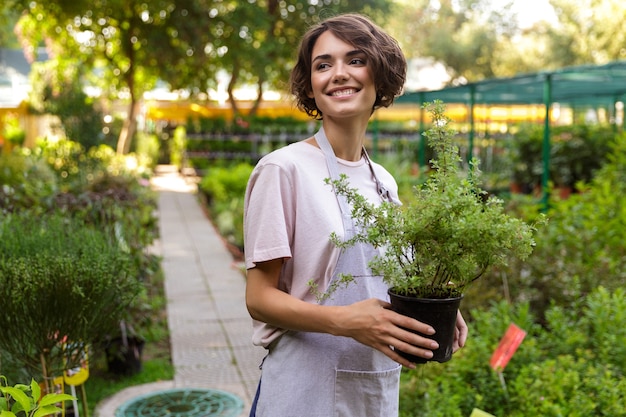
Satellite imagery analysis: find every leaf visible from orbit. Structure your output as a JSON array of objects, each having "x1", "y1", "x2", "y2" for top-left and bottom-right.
[
  {"x1": 0, "y1": 388, "x2": 32, "y2": 414},
  {"x1": 33, "y1": 405, "x2": 63, "y2": 417},
  {"x1": 0, "y1": 410, "x2": 17, "y2": 417},
  {"x1": 38, "y1": 394, "x2": 75, "y2": 408},
  {"x1": 29, "y1": 380, "x2": 40, "y2": 403}
]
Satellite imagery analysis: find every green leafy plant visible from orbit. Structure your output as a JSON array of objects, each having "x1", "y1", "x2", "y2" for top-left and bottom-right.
[
  {"x1": 0, "y1": 376, "x2": 75, "y2": 417},
  {"x1": 198, "y1": 162, "x2": 253, "y2": 250},
  {"x1": 320, "y1": 101, "x2": 544, "y2": 299},
  {"x1": 480, "y1": 131, "x2": 626, "y2": 321},
  {"x1": 0, "y1": 213, "x2": 141, "y2": 389},
  {"x1": 399, "y1": 287, "x2": 626, "y2": 416},
  {"x1": 510, "y1": 123, "x2": 614, "y2": 192}
]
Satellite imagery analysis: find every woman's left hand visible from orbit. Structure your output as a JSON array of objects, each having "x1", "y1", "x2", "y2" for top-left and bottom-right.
[{"x1": 453, "y1": 310, "x2": 468, "y2": 352}]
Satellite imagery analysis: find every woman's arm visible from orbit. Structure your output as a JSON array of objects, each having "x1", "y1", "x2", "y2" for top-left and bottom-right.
[{"x1": 246, "y1": 259, "x2": 440, "y2": 368}]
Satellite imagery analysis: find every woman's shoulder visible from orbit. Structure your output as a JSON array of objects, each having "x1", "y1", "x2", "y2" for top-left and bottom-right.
[{"x1": 256, "y1": 140, "x2": 322, "y2": 169}]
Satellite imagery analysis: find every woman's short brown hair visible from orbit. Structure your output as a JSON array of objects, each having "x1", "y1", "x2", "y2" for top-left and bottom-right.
[{"x1": 290, "y1": 13, "x2": 407, "y2": 120}]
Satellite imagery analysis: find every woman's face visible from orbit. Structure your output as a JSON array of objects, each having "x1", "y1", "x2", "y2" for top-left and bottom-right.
[{"x1": 308, "y1": 30, "x2": 376, "y2": 120}]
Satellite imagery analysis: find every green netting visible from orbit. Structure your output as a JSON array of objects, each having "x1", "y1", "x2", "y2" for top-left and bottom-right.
[{"x1": 397, "y1": 60, "x2": 626, "y2": 106}]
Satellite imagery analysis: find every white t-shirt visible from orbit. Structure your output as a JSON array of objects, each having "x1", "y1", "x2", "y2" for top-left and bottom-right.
[{"x1": 244, "y1": 140, "x2": 399, "y2": 347}]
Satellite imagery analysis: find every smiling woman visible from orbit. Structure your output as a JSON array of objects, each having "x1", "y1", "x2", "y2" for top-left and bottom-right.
[
  {"x1": 243, "y1": 13, "x2": 467, "y2": 417},
  {"x1": 306, "y1": 30, "x2": 378, "y2": 150}
]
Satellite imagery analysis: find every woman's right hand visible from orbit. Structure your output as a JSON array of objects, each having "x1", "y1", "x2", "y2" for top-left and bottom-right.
[
  {"x1": 334, "y1": 298, "x2": 439, "y2": 368},
  {"x1": 247, "y1": 262, "x2": 437, "y2": 368}
]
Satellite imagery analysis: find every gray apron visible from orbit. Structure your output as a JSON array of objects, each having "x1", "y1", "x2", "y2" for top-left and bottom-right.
[{"x1": 254, "y1": 127, "x2": 401, "y2": 417}]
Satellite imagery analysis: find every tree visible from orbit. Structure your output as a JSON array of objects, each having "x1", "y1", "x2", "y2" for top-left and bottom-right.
[
  {"x1": 12, "y1": 0, "x2": 393, "y2": 153},
  {"x1": 14, "y1": 0, "x2": 216, "y2": 154},
  {"x1": 170, "y1": 0, "x2": 393, "y2": 118},
  {"x1": 388, "y1": 0, "x2": 519, "y2": 84},
  {"x1": 0, "y1": 3, "x2": 20, "y2": 48},
  {"x1": 546, "y1": 0, "x2": 626, "y2": 65},
  {"x1": 389, "y1": 0, "x2": 626, "y2": 86}
]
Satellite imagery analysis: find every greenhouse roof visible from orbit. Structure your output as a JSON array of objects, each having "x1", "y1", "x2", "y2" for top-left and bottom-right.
[{"x1": 397, "y1": 60, "x2": 626, "y2": 106}]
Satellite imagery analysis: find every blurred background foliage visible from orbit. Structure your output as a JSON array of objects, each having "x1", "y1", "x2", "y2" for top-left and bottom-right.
[
  {"x1": 1, "y1": 0, "x2": 625, "y2": 414},
  {"x1": 2, "y1": 0, "x2": 624, "y2": 153}
]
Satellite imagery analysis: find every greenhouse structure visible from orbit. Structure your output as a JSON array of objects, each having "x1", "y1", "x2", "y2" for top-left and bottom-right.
[{"x1": 397, "y1": 60, "x2": 626, "y2": 201}]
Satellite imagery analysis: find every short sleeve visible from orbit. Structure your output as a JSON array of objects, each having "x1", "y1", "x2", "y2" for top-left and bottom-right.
[{"x1": 244, "y1": 162, "x2": 296, "y2": 269}]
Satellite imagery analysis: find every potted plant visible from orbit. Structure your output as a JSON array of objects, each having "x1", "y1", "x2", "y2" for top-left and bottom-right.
[
  {"x1": 322, "y1": 100, "x2": 544, "y2": 363},
  {"x1": 0, "y1": 213, "x2": 142, "y2": 388},
  {"x1": 103, "y1": 320, "x2": 145, "y2": 376},
  {"x1": 0, "y1": 375, "x2": 75, "y2": 417}
]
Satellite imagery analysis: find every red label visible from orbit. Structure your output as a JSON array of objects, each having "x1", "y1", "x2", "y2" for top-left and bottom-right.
[{"x1": 489, "y1": 323, "x2": 526, "y2": 371}]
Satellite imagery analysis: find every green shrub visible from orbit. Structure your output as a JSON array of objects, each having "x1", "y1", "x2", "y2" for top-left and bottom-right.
[
  {"x1": 509, "y1": 354, "x2": 626, "y2": 417},
  {"x1": 169, "y1": 126, "x2": 187, "y2": 169},
  {"x1": 400, "y1": 288, "x2": 626, "y2": 417},
  {"x1": 511, "y1": 123, "x2": 615, "y2": 191},
  {"x1": 133, "y1": 132, "x2": 160, "y2": 170},
  {"x1": 2, "y1": 115, "x2": 26, "y2": 147},
  {"x1": 472, "y1": 131, "x2": 626, "y2": 319},
  {"x1": 399, "y1": 287, "x2": 626, "y2": 416},
  {"x1": 0, "y1": 152, "x2": 58, "y2": 215},
  {"x1": 1, "y1": 141, "x2": 159, "y2": 279},
  {"x1": 198, "y1": 162, "x2": 253, "y2": 249},
  {"x1": 0, "y1": 213, "x2": 142, "y2": 379}
]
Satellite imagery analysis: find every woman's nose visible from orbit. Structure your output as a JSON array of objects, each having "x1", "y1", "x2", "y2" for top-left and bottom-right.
[{"x1": 332, "y1": 63, "x2": 349, "y2": 82}]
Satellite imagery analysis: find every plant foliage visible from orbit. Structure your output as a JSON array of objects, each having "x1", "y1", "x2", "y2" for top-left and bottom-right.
[
  {"x1": 0, "y1": 213, "x2": 141, "y2": 378},
  {"x1": 198, "y1": 162, "x2": 253, "y2": 250},
  {"x1": 0, "y1": 376, "x2": 75, "y2": 417},
  {"x1": 325, "y1": 101, "x2": 543, "y2": 299},
  {"x1": 399, "y1": 287, "x2": 626, "y2": 416},
  {"x1": 493, "y1": 130, "x2": 626, "y2": 320}
]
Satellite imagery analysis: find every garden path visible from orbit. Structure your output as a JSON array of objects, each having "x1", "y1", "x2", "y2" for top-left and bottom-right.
[{"x1": 95, "y1": 165, "x2": 264, "y2": 417}]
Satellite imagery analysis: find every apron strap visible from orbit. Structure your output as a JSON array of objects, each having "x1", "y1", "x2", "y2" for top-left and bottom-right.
[
  {"x1": 314, "y1": 127, "x2": 353, "y2": 230},
  {"x1": 314, "y1": 127, "x2": 394, "y2": 235}
]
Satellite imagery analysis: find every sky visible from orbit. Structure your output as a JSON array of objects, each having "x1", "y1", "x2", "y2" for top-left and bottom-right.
[{"x1": 498, "y1": 0, "x2": 558, "y2": 28}]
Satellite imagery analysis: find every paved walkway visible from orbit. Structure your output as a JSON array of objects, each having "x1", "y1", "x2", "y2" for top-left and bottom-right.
[{"x1": 96, "y1": 165, "x2": 265, "y2": 417}]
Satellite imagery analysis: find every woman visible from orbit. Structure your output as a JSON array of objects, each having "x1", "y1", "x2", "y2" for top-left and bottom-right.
[{"x1": 244, "y1": 13, "x2": 467, "y2": 417}]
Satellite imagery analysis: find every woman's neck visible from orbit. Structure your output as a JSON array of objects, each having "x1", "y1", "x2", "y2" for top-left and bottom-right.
[{"x1": 322, "y1": 118, "x2": 369, "y2": 161}]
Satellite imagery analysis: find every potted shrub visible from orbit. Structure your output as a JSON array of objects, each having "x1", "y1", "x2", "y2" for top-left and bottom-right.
[
  {"x1": 0, "y1": 213, "x2": 142, "y2": 388},
  {"x1": 323, "y1": 101, "x2": 544, "y2": 363}
]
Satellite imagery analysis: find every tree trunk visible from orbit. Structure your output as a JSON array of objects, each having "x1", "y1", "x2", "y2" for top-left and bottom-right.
[
  {"x1": 227, "y1": 61, "x2": 241, "y2": 119},
  {"x1": 249, "y1": 78, "x2": 264, "y2": 117},
  {"x1": 117, "y1": 98, "x2": 139, "y2": 154},
  {"x1": 116, "y1": 6, "x2": 138, "y2": 155}
]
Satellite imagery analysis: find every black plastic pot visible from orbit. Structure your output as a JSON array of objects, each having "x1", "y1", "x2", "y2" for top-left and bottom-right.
[
  {"x1": 104, "y1": 335, "x2": 145, "y2": 375},
  {"x1": 388, "y1": 289, "x2": 463, "y2": 364}
]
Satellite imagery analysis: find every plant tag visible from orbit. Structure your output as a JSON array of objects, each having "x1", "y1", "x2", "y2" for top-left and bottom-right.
[
  {"x1": 489, "y1": 323, "x2": 526, "y2": 371},
  {"x1": 470, "y1": 408, "x2": 496, "y2": 417}
]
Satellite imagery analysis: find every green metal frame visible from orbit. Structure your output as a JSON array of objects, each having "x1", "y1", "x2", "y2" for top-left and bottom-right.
[{"x1": 396, "y1": 60, "x2": 626, "y2": 206}]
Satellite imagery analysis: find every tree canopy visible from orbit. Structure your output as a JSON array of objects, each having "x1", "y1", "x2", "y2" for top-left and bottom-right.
[
  {"x1": 2, "y1": 0, "x2": 625, "y2": 153},
  {"x1": 7, "y1": 0, "x2": 391, "y2": 153},
  {"x1": 388, "y1": 0, "x2": 626, "y2": 84}
]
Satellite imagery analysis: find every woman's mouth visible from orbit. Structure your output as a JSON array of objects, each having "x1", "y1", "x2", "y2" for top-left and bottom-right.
[{"x1": 329, "y1": 88, "x2": 358, "y2": 97}]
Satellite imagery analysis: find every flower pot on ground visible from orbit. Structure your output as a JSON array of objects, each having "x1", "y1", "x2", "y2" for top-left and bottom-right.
[
  {"x1": 323, "y1": 101, "x2": 545, "y2": 363},
  {"x1": 104, "y1": 321, "x2": 145, "y2": 376}
]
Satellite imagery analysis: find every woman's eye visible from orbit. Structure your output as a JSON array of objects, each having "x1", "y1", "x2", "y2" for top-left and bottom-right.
[
  {"x1": 317, "y1": 63, "x2": 330, "y2": 70},
  {"x1": 351, "y1": 58, "x2": 365, "y2": 65}
]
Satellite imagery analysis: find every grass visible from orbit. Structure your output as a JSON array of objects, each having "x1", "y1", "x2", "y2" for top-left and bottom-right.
[{"x1": 84, "y1": 352, "x2": 174, "y2": 416}]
